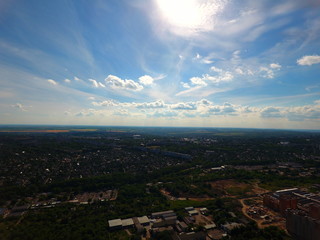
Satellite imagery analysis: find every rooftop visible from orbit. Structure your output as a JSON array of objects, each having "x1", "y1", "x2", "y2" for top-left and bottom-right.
[
  {"x1": 108, "y1": 219, "x2": 122, "y2": 228},
  {"x1": 137, "y1": 215, "x2": 150, "y2": 224},
  {"x1": 122, "y1": 218, "x2": 134, "y2": 227}
]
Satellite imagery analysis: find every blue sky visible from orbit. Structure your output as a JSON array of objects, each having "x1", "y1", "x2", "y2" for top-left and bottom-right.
[{"x1": 0, "y1": 0, "x2": 320, "y2": 129}]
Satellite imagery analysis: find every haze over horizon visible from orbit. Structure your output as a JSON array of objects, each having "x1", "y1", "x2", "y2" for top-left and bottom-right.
[{"x1": 1, "y1": 0, "x2": 320, "y2": 129}]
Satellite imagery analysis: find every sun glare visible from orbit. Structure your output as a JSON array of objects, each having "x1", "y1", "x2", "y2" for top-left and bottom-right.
[{"x1": 155, "y1": 0, "x2": 225, "y2": 33}]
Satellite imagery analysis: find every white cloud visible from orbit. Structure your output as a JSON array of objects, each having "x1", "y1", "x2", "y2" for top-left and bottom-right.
[
  {"x1": 171, "y1": 102, "x2": 196, "y2": 110},
  {"x1": 314, "y1": 100, "x2": 320, "y2": 105},
  {"x1": 105, "y1": 75, "x2": 143, "y2": 91},
  {"x1": 98, "y1": 82, "x2": 106, "y2": 88},
  {"x1": 75, "y1": 112, "x2": 84, "y2": 117},
  {"x1": 194, "y1": 53, "x2": 201, "y2": 60},
  {"x1": 193, "y1": 53, "x2": 214, "y2": 64},
  {"x1": 139, "y1": 75, "x2": 154, "y2": 85},
  {"x1": 259, "y1": 67, "x2": 274, "y2": 79},
  {"x1": 202, "y1": 59, "x2": 214, "y2": 64},
  {"x1": 270, "y1": 63, "x2": 281, "y2": 69},
  {"x1": 74, "y1": 76, "x2": 81, "y2": 81},
  {"x1": 47, "y1": 79, "x2": 58, "y2": 85},
  {"x1": 89, "y1": 78, "x2": 99, "y2": 88},
  {"x1": 149, "y1": 110, "x2": 178, "y2": 118},
  {"x1": 210, "y1": 66, "x2": 223, "y2": 73},
  {"x1": 135, "y1": 100, "x2": 166, "y2": 109},
  {"x1": 181, "y1": 82, "x2": 191, "y2": 88},
  {"x1": 190, "y1": 65, "x2": 234, "y2": 88},
  {"x1": 197, "y1": 99, "x2": 213, "y2": 106},
  {"x1": 12, "y1": 103, "x2": 27, "y2": 111},
  {"x1": 88, "y1": 79, "x2": 105, "y2": 88},
  {"x1": 235, "y1": 67, "x2": 245, "y2": 75},
  {"x1": 232, "y1": 50, "x2": 241, "y2": 60},
  {"x1": 260, "y1": 107, "x2": 282, "y2": 118},
  {"x1": 190, "y1": 77, "x2": 208, "y2": 86},
  {"x1": 89, "y1": 96, "x2": 320, "y2": 123},
  {"x1": 64, "y1": 78, "x2": 71, "y2": 83},
  {"x1": 297, "y1": 55, "x2": 320, "y2": 66},
  {"x1": 203, "y1": 72, "x2": 234, "y2": 83},
  {"x1": 92, "y1": 100, "x2": 118, "y2": 107},
  {"x1": 259, "y1": 103, "x2": 320, "y2": 121},
  {"x1": 74, "y1": 109, "x2": 97, "y2": 117},
  {"x1": 113, "y1": 109, "x2": 130, "y2": 116}
]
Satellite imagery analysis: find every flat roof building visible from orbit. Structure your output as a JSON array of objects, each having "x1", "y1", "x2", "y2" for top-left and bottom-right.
[
  {"x1": 108, "y1": 219, "x2": 122, "y2": 229},
  {"x1": 185, "y1": 207, "x2": 194, "y2": 211},
  {"x1": 137, "y1": 216, "x2": 150, "y2": 226},
  {"x1": 221, "y1": 222, "x2": 243, "y2": 232},
  {"x1": 152, "y1": 210, "x2": 174, "y2": 219},
  {"x1": 188, "y1": 210, "x2": 199, "y2": 216},
  {"x1": 177, "y1": 221, "x2": 188, "y2": 232},
  {"x1": 132, "y1": 217, "x2": 144, "y2": 233},
  {"x1": 204, "y1": 223, "x2": 216, "y2": 230},
  {"x1": 122, "y1": 218, "x2": 134, "y2": 228}
]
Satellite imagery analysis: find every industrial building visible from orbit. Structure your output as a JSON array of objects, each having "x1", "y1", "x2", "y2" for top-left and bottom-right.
[{"x1": 152, "y1": 210, "x2": 175, "y2": 219}]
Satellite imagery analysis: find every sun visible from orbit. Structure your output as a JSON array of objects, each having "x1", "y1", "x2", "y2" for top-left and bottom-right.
[
  {"x1": 156, "y1": 0, "x2": 203, "y2": 29},
  {"x1": 155, "y1": 0, "x2": 225, "y2": 34}
]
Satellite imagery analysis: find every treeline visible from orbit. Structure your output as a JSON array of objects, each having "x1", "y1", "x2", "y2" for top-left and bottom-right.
[{"x1": 226, "y1": 222, "x2": 290, "y2": 240}]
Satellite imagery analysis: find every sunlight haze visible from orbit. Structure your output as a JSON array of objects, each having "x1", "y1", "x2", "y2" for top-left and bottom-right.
[{"x1": 0, "y1": 0, "x2": 320, "y2": 129}]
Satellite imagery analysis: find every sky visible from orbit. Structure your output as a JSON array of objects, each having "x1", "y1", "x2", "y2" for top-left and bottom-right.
[{"x1": 0, "y1": 0, "x2": 320, "y2": 129}]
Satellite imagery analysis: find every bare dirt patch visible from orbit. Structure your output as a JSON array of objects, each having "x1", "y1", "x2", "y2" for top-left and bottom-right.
[
  {"x1": 209, "y1": 179, "x2": 252, "y2": 196},
  {"x1": 208, "y1": 180, "x2": 269, "y2": 197},
  {"x1": 239, "y1": 198, "x2": 287, "y2": 231}
]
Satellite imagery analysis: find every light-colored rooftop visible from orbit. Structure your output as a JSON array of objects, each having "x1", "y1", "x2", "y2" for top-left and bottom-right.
[
  {"x1": 137, "y1": 215, "x2": 150, "y2": 224},
  {"x1": 108, "y1": 218, "x2": 122, "y2": 228},
  {"x1": 204, "y1": 223, "x2": 216, "y2": 230},
  {"x1": 222, "y1": 222, "x2": 243, "y2": 231},
  {"x1": 188, "y1": 209, "x2": 198, "y2": 215},
  {"x1": 122, "y1": 218, "x2": 134, "y2": 227},
  {"x1": 185, "y1": 207, "x2": 194, "y2": 211}
]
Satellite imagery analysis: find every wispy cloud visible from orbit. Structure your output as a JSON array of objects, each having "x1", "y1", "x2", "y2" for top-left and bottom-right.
[
  {"x1": 89, "y1": 79, "x2": 99, "y2": 88},
  {"x1": 12, "y1": 103, "x2": 27, "y2": 111},
  {"x1": 47, "y1": 79, "x2": 58, "y2": 85}
]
